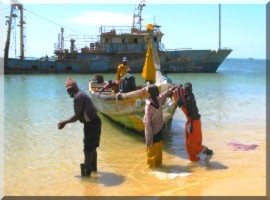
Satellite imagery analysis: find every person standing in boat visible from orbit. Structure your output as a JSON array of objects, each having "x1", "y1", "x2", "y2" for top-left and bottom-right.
[
  {"x1": 176, "y1": 82, "x2": 214, "y2": 162},
  {"x1": 143, "y1": 84, "x2": 177, "y2": 168},
  {"x1": 116, "y1": 57, "x2": 130, "y2": 81},
  {"x1": 58, "y1": 77, "x2": 102, "y2": 176}
]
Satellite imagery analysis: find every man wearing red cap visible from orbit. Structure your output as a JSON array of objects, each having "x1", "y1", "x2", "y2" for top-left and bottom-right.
[{"x1": 58, "y1": 77, "x2": 102, "y2": 176}]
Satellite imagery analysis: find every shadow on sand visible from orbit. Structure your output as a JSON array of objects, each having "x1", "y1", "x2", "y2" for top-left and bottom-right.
[{"x1": 75, "y1": 171, "x2": 125, "y2": 187}]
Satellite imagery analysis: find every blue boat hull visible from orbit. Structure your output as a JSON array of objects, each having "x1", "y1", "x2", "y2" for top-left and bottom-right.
[{"x1": 4, "y1": 49, "x2": 232, "y2": 74}]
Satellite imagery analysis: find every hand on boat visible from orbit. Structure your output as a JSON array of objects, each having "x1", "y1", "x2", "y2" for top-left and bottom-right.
[{"x1": 169, "y1": 85, "x2": 178, "y2": 93}]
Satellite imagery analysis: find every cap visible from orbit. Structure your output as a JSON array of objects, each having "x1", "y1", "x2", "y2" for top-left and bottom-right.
[
  {"x1": 122, "y1": 57, "x2": 128, "y2": 62},
  {"x1": 66, "y1": 77, "x2": 79, "y2": 90},
  {"x1": 108, "y1": 80, "x2": 113, "y2": 85}
]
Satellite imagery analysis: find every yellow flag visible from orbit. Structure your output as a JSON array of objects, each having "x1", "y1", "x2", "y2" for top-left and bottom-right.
[{"x1": 142, "y1": 29, "x2": 156, "y2": 83}]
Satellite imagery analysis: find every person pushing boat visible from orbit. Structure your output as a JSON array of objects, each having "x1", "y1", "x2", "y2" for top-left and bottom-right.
[
  {"x1": 176, "y1": 82, "x2": 214, "y2": 162},
  {"x1": 143, "y1": 84, "x2": 177, "y2": 168}
]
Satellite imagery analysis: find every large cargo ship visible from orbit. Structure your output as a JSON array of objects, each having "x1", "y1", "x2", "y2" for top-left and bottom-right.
[{"x1": 4, "y1": 2, "x2": 232, "y2": 74}]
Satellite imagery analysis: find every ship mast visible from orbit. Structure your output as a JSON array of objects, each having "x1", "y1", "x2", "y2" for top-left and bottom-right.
[
  {"x1": 132, "y1": 0, "x2": 146, "y2": 31},
  {"x1": 4, "y1": 1, "x2": 25, "y2": 62},
  {"x1": 219, "y1": 3, "x2": 221, "y2": 49}
]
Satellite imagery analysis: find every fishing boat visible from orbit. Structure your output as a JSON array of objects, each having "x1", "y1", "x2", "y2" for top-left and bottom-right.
[
  {"x1": 4, "y1": 2, "x2": 232, "y2": 74},
  {"x1": 88, "y1": 24, "x2": 177, "y2": 135}
]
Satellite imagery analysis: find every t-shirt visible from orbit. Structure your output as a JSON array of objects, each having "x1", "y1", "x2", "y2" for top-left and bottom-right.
[{"x1": 74, "y1": 90, "x2": 98, "y2": 123}]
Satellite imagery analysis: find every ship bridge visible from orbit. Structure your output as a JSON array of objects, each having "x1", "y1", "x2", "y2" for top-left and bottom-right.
[{"x1": 99, "y1": 25, "x2": 163, "y2": 53}]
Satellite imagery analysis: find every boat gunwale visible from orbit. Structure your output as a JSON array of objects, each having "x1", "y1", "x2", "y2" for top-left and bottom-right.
[{"x1": 89, "y1": 86, "x2": 148, "y2": 100}]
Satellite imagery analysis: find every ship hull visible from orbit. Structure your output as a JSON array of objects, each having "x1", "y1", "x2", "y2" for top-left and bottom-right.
[{"x1": 4, "y1": 49, "x2": 232, "y2": 74}]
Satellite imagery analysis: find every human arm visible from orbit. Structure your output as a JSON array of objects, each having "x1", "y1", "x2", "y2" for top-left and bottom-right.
[
  {"x1": 98, "y1": 87, "x2": 105, "y2": 93},
  {"x1": 143, "y1": 104, "x2": 154, "y2": 146},
  {"x1": 99, "y1": 83, "x2": 110, "y2": 93},
  {"x1": 58, "y1": 113, "x2": 80, "y2": 130},
  {"x1": 58, "y1": 93, "x2": 84, "y2": 130},
  {"x1": 159, "y1": 85, "x2": 177, "y2": 105},
  {"x1": 176, "y1": 85, "x2": 185, "y2": 108},
  {"x1": 126, "y1": 65, "x2": 130, "y2": 72},
  {"x1": 116, "y1": 65, "x2": 121, "y2": 81}
]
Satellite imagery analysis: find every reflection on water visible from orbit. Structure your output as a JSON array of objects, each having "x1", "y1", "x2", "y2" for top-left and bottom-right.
[{"x1": 4, "y1": 59, "x2": 266, "y2": 196}]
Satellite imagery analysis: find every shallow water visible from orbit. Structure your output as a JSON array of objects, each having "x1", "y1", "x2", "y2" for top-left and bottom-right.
[{"x1": 4, "y1": 58, "x2": 266, "y2": 196}]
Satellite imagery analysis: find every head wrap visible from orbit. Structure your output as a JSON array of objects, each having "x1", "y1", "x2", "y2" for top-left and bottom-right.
[
  {"x1": 184, "y1": 82, "x2": 192, "y2": 97},
  {"x1": 147, "y1": 84, "x2": 159, "y2": 105},
  {"x1": 184, "y1": 82, "x2": 192, "y2": 93},
  {"x1": 108, "y1": 80, "x2": 113, "y2": 85}
]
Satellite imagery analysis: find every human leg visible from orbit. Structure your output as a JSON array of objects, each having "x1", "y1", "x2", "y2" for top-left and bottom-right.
[
  {"x1": 185, "y1": 119, "x2": 204, "y2": 162},
  {"x1": 91, "y1": 148, "x2": 97, "y2": 172},
  {"x1": 81, "y1": 150, "x2": 92, "y2": 176},
  {"x1": 156, "y1": 140, "x2": 163, "y2": 166},
  {"x1": 190, "y1": 119, "x2": 213, "y2": 162},
  {"x1": 82, "y1": 118, "x2": 101, "y2": 176},
  {"x1": 146, "y1": 140, "x2": 163, "y2": 168}
]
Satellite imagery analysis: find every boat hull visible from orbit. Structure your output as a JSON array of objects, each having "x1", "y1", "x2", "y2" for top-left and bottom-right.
[
  {"x1": 89, "y1": 83, "x2": 177, "y2": 135},
  {"x1": 4, "y1": 49, "x2": 232, "y2": 74}
]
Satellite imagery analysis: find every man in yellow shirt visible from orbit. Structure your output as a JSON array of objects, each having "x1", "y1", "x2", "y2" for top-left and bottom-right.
[{"x1": 116, "y1": 57, "x2": 130, "y2": 81}]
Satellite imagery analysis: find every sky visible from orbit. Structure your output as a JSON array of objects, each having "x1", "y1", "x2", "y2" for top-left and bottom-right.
[{"x1": 0, "y1": 0, "x2": 267, "y2": 59}]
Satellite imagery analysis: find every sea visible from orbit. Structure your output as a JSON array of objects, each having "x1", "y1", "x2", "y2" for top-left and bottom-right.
[{"x1": 3, "y1": 58, "x2": 266, "y2": 196}]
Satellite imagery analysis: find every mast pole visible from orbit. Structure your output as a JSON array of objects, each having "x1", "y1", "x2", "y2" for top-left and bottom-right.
[
  {"x1": 4, "y1": 2, "x2": 25, "y2": 62},
  {"x1": 4, "y1": 4, "x2": 16, "y2": 63},
  {"x1": 219, "y1": 3, "x2": 221, "y2": 49},
  {"x1": 18, "y1": 4, "x2": 24, "y2": 59},
  {"x1": 61, "y1": 27, "x2": 64, "y2": 52},
  {"x1": 132, "y1": 0, "x2": 145, "y2": 31}
]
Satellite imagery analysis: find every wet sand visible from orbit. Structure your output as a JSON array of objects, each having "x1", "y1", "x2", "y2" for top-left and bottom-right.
[{"x1": 4, "y1": 115, "x2": 266, "y2": 196}]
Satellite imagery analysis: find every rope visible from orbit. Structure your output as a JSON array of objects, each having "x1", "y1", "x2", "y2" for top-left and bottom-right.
[{"x1": 23, "y1": 8, "x2": 90, "y2": 37}]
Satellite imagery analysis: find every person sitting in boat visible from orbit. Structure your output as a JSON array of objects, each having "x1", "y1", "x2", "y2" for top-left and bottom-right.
[
  {"x1": 161, "y1": 69, "x2": 173, "y2": 84},
  {"x1": 116, "y1": 57, "x2": 130, "y2": 81},
  {"x1": 143, "y1": 84, "x2": 177, "y2": 168},
  {"x1": 176, "y1": 82, "x2": 214, "y2": 162},
  {"x1": 99, "y1": 80, "x2": 120, "y2": 94},
  {"x1": 119, "y1": 69, "x2": 136, "y2": 93}
]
